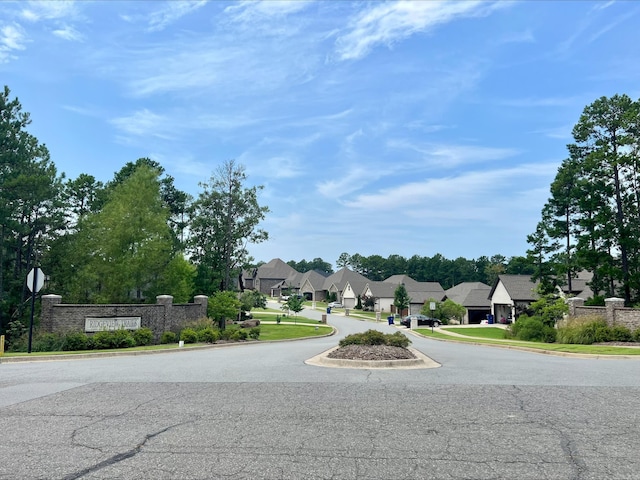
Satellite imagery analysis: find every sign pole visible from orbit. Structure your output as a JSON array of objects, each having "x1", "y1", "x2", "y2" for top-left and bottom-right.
[{"x1": 27, "y1": 267, "x2": 38, "y2": 354}]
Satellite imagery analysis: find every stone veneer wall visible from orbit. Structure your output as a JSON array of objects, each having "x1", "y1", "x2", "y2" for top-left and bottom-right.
[
  {"x1": 567, "y1": 297, "x2": 640, "y2": 330},
  {"x1": 40, "y1": 294, "x2": 208, "y2": 342}
]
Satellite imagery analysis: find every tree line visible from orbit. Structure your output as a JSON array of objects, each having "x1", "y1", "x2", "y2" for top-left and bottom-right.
[
  {"x1": 0, "y1": 86, "x2": 269, "y2": 339},
  {"x1": 529, "y1": 94, "x2": 640, "y2": 305},
  {"x1": 286, "y1": 253, "x2": 533, "y2": 287}
]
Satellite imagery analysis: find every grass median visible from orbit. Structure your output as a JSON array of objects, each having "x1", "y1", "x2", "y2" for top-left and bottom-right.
[{"x1": 415, "y1": 328, "x2": 640, "y2": 356}]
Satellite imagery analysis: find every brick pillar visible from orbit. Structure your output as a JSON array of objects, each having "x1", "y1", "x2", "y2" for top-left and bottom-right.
[
  {"x1": 193, "y1": 295, "x2": 208, "y2": 318},
  {"x1": 41, "y1": 294, "x2": 62, "y2": 332},
  {"x1": 567, "y1": 297, "x2": 584, "y2": 316},
  {"x1": 156, "y1": 295, "x2": 174, "y2": 340},
  {"x1": 605, "y1": 297, "x2": 625, "y2": 326}
]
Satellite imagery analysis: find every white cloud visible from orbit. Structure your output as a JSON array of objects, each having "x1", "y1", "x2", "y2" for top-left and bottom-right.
[
  {"x1": 147, "y1": 1, "x2": 208, "y2": 32},
  {"x1": 52, "y1": 25, "x2": 83, "y2": 41},
  {"x1": 335, "y1": 0, "x2": 502, "y2": 61},
  {"x1": 110, "y1": 109, "x2": 174, "y2": 139},
  {"x1": 20, "y1": 0, "x2": 78, "y2": 22},
  {"x1": 224, "y1": 0, "x2": 312, "y2": 23},
  {"x1": 0, "y1": 23, "x2": 27, "y2": 62},
  {"x1": 387, "y1": 140, "x2": 519, "y2": 168}
]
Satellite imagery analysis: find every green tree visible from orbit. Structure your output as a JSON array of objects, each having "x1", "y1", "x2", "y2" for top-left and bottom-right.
[
  {"x1": 282, "y1": 294, "x2": 304, "y2": 316},
  {"x1": 189, "y1": 160, "x2": 269, "y2": 293},
  {"x1": 393, "y1": 284, "x2": 410, "y2": 316},
  {"x1": 0, "y1": 86, "x2": 64, "y2": 337},
  {"x1": 438, "y1": 299, "x2": 467, "y2": 324},
  {"x1": 69, "y1": 165, "x2": 173, "y2": 303},
  {"x1": 208, "y1": 290, "x2": 241, "y2": 325}
]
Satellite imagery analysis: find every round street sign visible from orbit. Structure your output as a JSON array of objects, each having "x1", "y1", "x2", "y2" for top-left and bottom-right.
[{"x1": 26, "y1": 268, "x2": 45, "y2": 293}]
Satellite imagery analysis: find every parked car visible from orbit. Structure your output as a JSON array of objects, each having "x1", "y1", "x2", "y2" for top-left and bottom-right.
[
  {"x1": 327, "y1": 301, "x2": 343, "y2": 308},
  {"x1": 400, "y1": 314, "x2": 441, "y2": 328}
]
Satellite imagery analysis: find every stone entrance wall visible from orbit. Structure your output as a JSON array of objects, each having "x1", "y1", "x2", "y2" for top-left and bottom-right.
[
  {"x1": 40, "y1": 294, "x2": 208, "y2": 342},
  {"x1": 567, "y1": 297, "x2": 640, "y2": 330}
]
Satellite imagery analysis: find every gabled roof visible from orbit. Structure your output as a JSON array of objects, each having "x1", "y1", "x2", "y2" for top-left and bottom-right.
[
  {"x1": 363, "y1": 281, "x2": 397, "y2": 298},
  {"x1": 256, "y1": 258, "x2": 298, "y2": 280},
  {"x1": 323, "y1": 267, "x2": 369, "y2": 293},
  {"x1": 299, "y1": 270, "x2": 328, "y2": 291},
  {"x1": 446, "y1": 282, "x2": 491, "y2": 307},
  {"x1": 489, "y1": 275, "x2": 539, "y2": 302}
]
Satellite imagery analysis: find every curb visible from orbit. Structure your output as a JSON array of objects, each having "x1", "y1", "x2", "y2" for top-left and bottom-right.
[{"x1": 305, "y1": 346, "x2": 441, "y2": 369}]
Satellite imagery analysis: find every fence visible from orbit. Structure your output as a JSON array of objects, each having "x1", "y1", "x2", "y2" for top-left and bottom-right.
[{"x1": 567, "y1": 297, "x2": 640, "y2": 331}]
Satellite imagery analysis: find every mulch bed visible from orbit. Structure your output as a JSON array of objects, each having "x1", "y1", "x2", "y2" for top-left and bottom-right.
[{"x1": 328, "y1": 344, "x2": 416, "y2": 361}]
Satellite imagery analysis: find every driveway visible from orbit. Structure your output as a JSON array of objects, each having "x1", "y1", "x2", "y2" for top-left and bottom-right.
[{"x1": 1, "y1": 304, "x2": 640, "y2": 479}]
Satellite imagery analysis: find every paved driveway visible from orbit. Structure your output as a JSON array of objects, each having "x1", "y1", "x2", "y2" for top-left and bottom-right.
[{"x1": 1, "y1": 305, "x2": 640, "y2": 479}]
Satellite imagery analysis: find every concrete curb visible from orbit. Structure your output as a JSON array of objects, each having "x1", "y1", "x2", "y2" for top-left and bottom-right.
[{"x1": 305, "y1": 346, "x2": 441, "y2": 369}]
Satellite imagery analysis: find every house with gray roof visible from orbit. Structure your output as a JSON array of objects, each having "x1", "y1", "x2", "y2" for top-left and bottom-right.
[
  {"x1": 247, "y1": 258, "x2": 298, "y2": 296},
  {"x1": 323, "y1": 268, "x2": 370, "y2": 309},
  {"x1": 445, "y1": 282, "x2": 491, "y2": 324},
  {"x1": 489, "y1": 272, "x2": 595, "y2": 322}
]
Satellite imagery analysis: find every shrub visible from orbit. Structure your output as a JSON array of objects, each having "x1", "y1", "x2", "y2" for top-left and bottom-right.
[
  {"x1": 339, "y1": 329, "x2": 411, "y2": 348},
  {"x1": 92, "y1": 330, "x2": 115, "y2": 349},
  {"x1": 32, "y1": 332, "x2": 64, "y2": 352},
  {"x1": 557, "y1": 319, "x2": 609, "y2": 345},
  {"x1": 160, "y1": 331, "x2": 177, "y2": 344},
  {"x1": 248, "y1": 327, "x2": 260, "y2": 340},
  {"x1": 634, "y1": 329, "x2": 640, "y2": 343},
  {"x1": 509, "y1": 316, "x2": 556, "y2": 343},
  {"x1": 609, "y1": 325, "x2": 633, "y2": 342},
  {"x1": 197, "y1": 327, "x2": 219, "y2": 343},
  {"x1": 229, "y1": 329, "x2": 247, "y2": 341},
  {"x1": 133, "y1": 327, "x2": 154, "y2": 346},
  {"x1": 180, "y1": 328, "x2": 198, "y2": 344},
  {"x1": 61, "y1": 332, "x2": 88, "y2": 351},
  {"x1": 111, "y1": 329, "x2": 136, "y2": 348}
]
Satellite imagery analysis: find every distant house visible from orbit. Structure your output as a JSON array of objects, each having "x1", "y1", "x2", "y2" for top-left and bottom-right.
[
  {"x1": 489, "y1": 274, "x2": 540, "y2": 321},
  {"x1": 358, "y1": 275, "x2": 445, "y2": 315},
  {"x1": 274, "y1": 269, "x2": 329, "y2": 301},
  {"x1": 245, "y1": 258, "x2": 298, "y2": 296},
  {"x1": 323, "y1": 268, "x2": 370, "y2": 308},
  {"x1": 489, "y1": 273, "x2": 595, "y2": 321},
  {"x1": 445, "y1": 282, "x2": 491, "y2": 324}
]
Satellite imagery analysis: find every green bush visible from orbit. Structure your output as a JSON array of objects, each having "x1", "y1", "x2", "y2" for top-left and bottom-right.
[
  {"x1": 339, "y1": 329, "x2": 411, "y2": 348},
  {"x1": 160, "y1": 331, "x2": 177, "y2": 344},
  {"x1": 32, "y1": 332, "x2": 64, "y2": 352},
  {"x1": 509, "y1": 316, "x2": 556, "y2": 343},
  {"x1": 61, "y1": 332, "x2": 88, "y2": 351},
  {"x1": 557, "y1": 319, "x2": 609, "y2": 345},
  {"x1": 92, "y1": 331, "x2": 115, "y2": 349},
  {"x1": 248, "y1": 327, "x2": 260, "y2": 340},
  {"x1": 111, "y1": 329, "x2": 136, "y2": 348},
  {"x1": 181, "y1": 317, "x2": 214, "y2": 332},
  {"x1": 197, "y1": 327, "x2": 219, "y2": 343},
  {"x1": 634, "y1": 329, "x2": 640, "y2": 342},
  {"x1": 133, "y1": 327, "x2": 154, "y2": 346},
  {"x1": 180, "y1": 328, "x2": 198, "y2": 344},
  {"x1": 609, "y1": 325, "x2": 633, "y2": 342},
  {"x1": 230, "y1": 329, "x2": 248, "y2": 341}
]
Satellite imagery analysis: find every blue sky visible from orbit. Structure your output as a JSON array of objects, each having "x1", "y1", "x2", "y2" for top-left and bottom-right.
[{"x1": 2, "y1": 1, "x2": 639, "y2": 268}]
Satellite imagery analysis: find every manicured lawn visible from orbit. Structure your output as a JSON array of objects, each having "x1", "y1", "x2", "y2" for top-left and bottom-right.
[
  {"x1": 441, "y1": 327, "x2": 507, "y2": 339},
  {"x1": 415, "y1": 329, "x2": 640, "y2": 355},
  {"x1": 258, "y1": 324, "x2": 333, "y2": 341}
]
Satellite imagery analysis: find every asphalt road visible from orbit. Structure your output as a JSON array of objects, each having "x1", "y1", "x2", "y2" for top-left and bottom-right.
[{"x1": 1, "y1": 304, "x2": 640, "y2": 479}]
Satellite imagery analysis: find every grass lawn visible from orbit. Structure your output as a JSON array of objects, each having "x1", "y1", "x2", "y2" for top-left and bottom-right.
[
  {"x1": 258, "y1": 324, "x2": 333, "y2": 341},
  {"x1": 415, "y1": 329, "x2": 640, "y2": 355},
  {"x1": 441, "y1": 327, "x2": 507, "y2": 340}
]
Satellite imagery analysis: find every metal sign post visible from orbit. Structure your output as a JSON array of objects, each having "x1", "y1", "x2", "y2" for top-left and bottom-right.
[{"x1": 26, "y1": 267, "x2": 44, "y2": 354}]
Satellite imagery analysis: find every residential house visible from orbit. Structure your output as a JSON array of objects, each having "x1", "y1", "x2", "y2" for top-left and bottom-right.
[
  {"x1": 489, "y1": 272, "x2": 595, "y2": 322},
  {"x1": 246, "y1": 258, "x2": 298, "y2": 296},
  {"x1": 445, "y1": 282, "x2": 491, "y2": 324},
  {"x1": 323, "y1": 268, "x2": 370, "y2": 308},
  {"x1": 383, "y1": 275, "x2": 445, "y2": 315}
]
